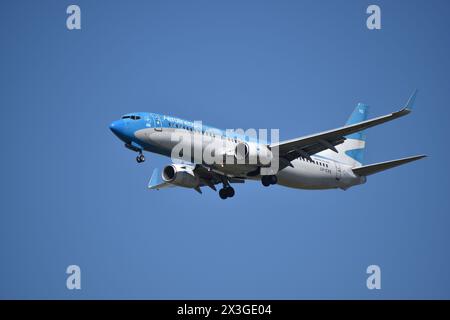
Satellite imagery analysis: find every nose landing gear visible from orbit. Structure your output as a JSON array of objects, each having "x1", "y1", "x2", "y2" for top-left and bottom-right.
[
  {"x1": 136, "y1": 153, "x2": 145, "y2": 163},
  {"x1": 125, "y1": 143, "x2": 146, "y2": 164}
]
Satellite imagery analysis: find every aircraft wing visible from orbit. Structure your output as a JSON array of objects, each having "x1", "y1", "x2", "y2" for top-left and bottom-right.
[
  {"x1": 148, "y1": 164, "x2": 245, "y2": 193},
  {"x1": 270, "y1": 90, "x2": 417, "y2": 164}
]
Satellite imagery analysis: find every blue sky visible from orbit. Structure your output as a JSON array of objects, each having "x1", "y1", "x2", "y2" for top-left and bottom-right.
[{"x1": 0, "y1": 0, "x2": 449, "y2": 299}]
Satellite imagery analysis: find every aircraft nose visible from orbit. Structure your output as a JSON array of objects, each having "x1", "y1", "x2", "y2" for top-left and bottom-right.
[{"x1": 109, "y1": 120, "x2": 125, "y2": 136}]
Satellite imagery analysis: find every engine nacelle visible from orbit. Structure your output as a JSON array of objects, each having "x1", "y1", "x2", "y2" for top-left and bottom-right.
[
  {"x1": 233, "y1": 142, "x2": 273, "y2": 166},
  {"x1": 162, "y1": 164, "x2": 199, "y2": 188}
]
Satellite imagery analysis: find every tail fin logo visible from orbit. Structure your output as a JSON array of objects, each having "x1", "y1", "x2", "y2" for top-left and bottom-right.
[{"x1": 318, "y1": 103, "x2": 369, "y2": 167}]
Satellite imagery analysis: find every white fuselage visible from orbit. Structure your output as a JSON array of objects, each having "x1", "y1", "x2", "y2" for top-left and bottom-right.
[{"x1": 134, "y1": 127, "x2": 366, "y2": 190}]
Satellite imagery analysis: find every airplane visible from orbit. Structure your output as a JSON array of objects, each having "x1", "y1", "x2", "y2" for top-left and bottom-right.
[{"x1": 109, "y1": 90, "x2": 426, "y2": 199}]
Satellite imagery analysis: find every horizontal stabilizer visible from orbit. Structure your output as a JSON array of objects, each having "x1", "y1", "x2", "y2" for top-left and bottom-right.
[{"x1": 352, "y1": 154, "x2": 426, "y2": 176}]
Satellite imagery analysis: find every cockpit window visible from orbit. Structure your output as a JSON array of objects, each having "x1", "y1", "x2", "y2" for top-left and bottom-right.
[{"x1": 121, "y1": 115, "x2": 141, "y2": 120}]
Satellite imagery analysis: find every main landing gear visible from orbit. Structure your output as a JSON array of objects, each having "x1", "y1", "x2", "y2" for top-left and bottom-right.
[
  {"x1": 219, "y1": 186, "x2": 235, "y2": 199},
  {"x1": 136, "y1": 153, "x2": 145, "y2": 163},
  {"x1": 219, "y1": 178, "x2": 235, "y2": 200},
  {"x1": 261, "y1": 175, "x2": 277, "y2": 187}
]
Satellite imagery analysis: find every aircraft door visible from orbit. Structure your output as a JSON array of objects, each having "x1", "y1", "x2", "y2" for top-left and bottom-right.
[
  {"x1": 335, "y1": 162, "x2": 342, "y2": 180},
  {"x1": 154, "y1": 115, "x2": 162, "y2": 131}
]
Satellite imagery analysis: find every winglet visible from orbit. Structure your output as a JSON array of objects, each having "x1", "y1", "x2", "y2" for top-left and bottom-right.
[
  {"x1": 148, "y1": 168, "x2": 161, "y2": 189},
  {"x1": 404, "y1": 89, "x2": 418, "y2": 111}
]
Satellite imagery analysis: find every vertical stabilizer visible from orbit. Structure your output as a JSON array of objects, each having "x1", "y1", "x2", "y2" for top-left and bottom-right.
[{"x1": 318, "y1": 103, "x2": 369, "y2": 167}]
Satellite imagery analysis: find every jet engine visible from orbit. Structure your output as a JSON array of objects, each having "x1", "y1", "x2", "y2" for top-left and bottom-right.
[
  {"x1": 162, "y1": 164, "x2": 200, "y2": 188},
  {"x1": 233, "y1": 142, "x2": 273, "y2": 165}
]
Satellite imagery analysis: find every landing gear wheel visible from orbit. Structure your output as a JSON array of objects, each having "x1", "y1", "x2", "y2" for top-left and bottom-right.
[
  {"x1": 261, "y1": 175, "x2": 277, "y2": 186},
  {"x1": 219, "y1": 187, "x2": 235, "y2": 199},
  {"x1": 270, "y1": 175, "x2": 278, "y2": 185},
  {"x1": 261, "y1": 176, "x2": 271, "y2": 187},
  {"x1": 226, "y1": 187, "x2": 235, "y2": 198},
  {"x1": 219, "y1": 188, "x2": 228, "y2": 199},
  {"x1": 136, "y1": 153, "x2": 145, "y2": 163}
]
